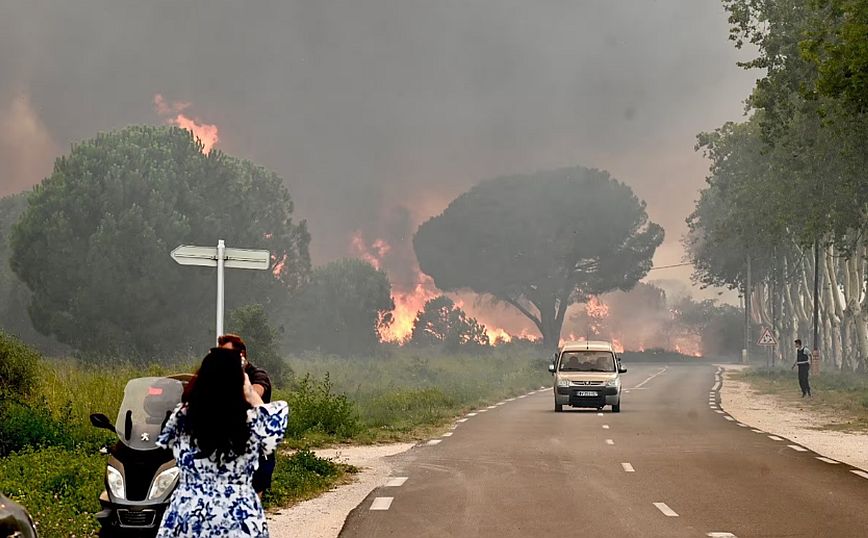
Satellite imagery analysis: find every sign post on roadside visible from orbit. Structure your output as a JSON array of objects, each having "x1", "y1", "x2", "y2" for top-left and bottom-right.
[
  {"x1": 756, "y1": 327, "x2": 777, "y2": 368},
  {"x1": 171, "y1": 240, "x2": 270, "y2": 344}
]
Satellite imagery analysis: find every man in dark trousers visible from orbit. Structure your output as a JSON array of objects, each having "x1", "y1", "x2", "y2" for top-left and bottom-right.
[
  {"x1": 218, "y1": 333, "x2": 275, "y2": 497},
  {"x1": 792, "y1": 339, "x2": 812, "y2": 397}
]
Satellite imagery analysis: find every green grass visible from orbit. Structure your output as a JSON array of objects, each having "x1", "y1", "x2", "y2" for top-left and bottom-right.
[
  {"x1": 282, "y1": 344, "x2": 551, "y2": 444},
  {"x1": 736, "y1": 367, "x2": 868, "y2": 431}
]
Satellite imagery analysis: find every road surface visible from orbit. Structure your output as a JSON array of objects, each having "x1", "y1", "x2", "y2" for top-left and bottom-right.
[{"x1": 340, "y1": 363, "x2": 868, "y2": 537}]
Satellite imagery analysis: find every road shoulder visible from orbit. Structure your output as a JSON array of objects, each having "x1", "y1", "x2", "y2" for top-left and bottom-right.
[
  {"x1": 268, "y1": 443, "x2": 414, "y2": 538},
  {"x1": 718, "y1": 364, "x2": 868, "y2": 471}
]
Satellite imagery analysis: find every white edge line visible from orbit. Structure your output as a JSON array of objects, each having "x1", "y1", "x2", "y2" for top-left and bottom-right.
[
  {"x1": 426, "y1": 439, "x2": 442, "y2": 446},
  {"x1": 788, "y1": 444, "x2": 808, "y2": 452},
  {"x1": 370, "y1": 497, "x2": 394, "y2": 510},
  {"x1": 457, "y1": 418, "x2": 468, "y2": 423},
  {"x1": 768, "y1": 435, "x2": 783, "y2": 441},
  {"x1": 851, "y1": 470, "x2": 868, "y2": 479},
  {"x1": 815, "y1": 457, "x2": 838, "y2": 464},
  {"x1": 442, "y1": 432, "x2": 453, "y2": 437},
  {"x1": 384, "y1": 477, "x2": 408, "y2": 487}
]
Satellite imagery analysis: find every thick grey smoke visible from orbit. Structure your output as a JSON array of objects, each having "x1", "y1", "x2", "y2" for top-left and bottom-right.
[{"x1": 0, "y1": 1, "x2": 755, "y2": 289}]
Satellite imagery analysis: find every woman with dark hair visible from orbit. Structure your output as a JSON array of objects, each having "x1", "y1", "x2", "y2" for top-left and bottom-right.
[{"x1": 155, "y1": 347, "x2": 288, "y2": 537}]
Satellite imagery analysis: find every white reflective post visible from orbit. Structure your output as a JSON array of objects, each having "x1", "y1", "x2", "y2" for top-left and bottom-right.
[{"x1": 216, "y1": 239, "x2": 226, "y2": 344}]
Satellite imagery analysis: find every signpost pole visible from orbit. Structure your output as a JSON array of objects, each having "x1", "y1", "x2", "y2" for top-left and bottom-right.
[{"x1": 216, "y1": 239, "x2": 226, "y2": 344}]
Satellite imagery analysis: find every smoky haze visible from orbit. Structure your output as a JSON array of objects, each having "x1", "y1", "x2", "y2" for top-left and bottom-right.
[{"x1": 0, "y1": 0, "x2": 754, "y2": 294}]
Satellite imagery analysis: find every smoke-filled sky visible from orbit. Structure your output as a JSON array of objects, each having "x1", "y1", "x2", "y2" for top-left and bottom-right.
[{"x1": 0, "y1": 1, "x2": 755, "y2": 296}]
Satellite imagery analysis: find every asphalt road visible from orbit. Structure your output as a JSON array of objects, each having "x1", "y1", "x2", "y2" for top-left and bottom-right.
[{"x1": 340, "y1": 363, "x2": 868, "y2": 537}]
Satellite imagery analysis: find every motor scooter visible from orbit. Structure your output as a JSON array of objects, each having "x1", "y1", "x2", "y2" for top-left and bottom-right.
[
  {"x1": 0, "y1": 493, "x2": 38, "y2": 538},
  {"x1": 90, "y1": 374, "x2": 192, "y2": 537}
]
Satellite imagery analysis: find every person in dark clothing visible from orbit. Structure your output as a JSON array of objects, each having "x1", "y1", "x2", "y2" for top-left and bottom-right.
[
  {"x1": 218, "y1": 333, "x2": 276, "y2": 495},
  {"x1": 792, "y1": 339, "x2": 812, "y2": 397}
]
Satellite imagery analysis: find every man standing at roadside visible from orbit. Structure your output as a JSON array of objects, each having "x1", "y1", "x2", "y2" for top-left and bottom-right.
[
  {"x1": 218, "y1": 333, "x2": 275, "y2": 496},
  {"x1": 792, "y1": 339, "x2": 812, "y2": 398}
]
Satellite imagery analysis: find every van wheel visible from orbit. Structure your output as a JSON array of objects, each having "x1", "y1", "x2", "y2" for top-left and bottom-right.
[
  {"x1": 554, "y1": 403, "x2": 563, "y2": 412},
  {"x1": 612, "y1": 403, "x2": 621, "y2": 413}
]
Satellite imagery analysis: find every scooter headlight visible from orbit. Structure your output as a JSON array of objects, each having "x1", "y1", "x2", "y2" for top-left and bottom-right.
[
  {"x1": 106, "y1": 465, "x2": 125, "y2": 500},
  {"x1": 148, "y1": 467, "x2": 180, "y2": 500}
]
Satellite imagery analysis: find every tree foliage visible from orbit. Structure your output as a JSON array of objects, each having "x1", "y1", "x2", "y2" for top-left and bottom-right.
[
  {"x1": 409, "y1": 296, "x2": 489, "y2": 351},
  {"x1": 414, "y1": 167, "x2": 663, "y2": 347},
  {"x1": 10, "y1": 126, "x2": 310, "y2": 358},
  {"x1": 286, "y1": 259, "x2": 394, "y2": 356},
  {"x1": 228, "y1": 304, "x2": 289, "y2": 383}
]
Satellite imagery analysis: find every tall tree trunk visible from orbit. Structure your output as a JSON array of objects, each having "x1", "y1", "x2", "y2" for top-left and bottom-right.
[{"x1": 824, "y1": 246, "x2": 844, "y2": 369}]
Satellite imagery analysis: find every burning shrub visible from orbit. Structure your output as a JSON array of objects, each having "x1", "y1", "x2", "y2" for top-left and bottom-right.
[{"x1": 409, "y1": 296, "x2": 489, "y2": 351}]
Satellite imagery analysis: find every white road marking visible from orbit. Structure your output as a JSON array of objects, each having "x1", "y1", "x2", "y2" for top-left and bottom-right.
[
  {"x1": 633, "y1": 367, "x2": 668, "y2": 389},
  {"x1": 478, "y1": 409, "x2": 488, "y2": 413},
  {"x1": 768, "y1": 435, "x2": 783, "y2": 441},
  {"x1": 442, "y1": 432, "x2": 453, "y2": 437},
  {"x1": 712, "y1": 382, "x2": 721, "y2": 391},
  {"x1": 467, "y1": 412, "x2": 478, "y2": 416},
  {"x1": 621, "y1": 463, "x2": 635, "y2": 472},
  {"x1": 487, "y1": 405, "x2": 497, "y2": 409},
  {"x1": 495, "y1": 402, "x2": 505, "y2": 406},
  {"x1": 518, "y1": 395, "x2": 527, "y2": 399},
  {"x1": 457, "y1": 418, "x2": 468, "y2": 423},
  {"x1": 723, "y1": 416, "x2": 735, "y2": 421},
  {"x1": 370, "y1": 497, "x2": 394, "y2": 510},
  {"x1": 385, "y1": 477, "x2": 408, "y2": 487},
  {"x1": 852, "y1": 470, "x2": 868, "y2": 479},
  {"x1": 653, "y1": 502, "x2": 679, "y2": 517},
  {"x1": 736, "y1": 423, "x2": 749, "y2": 427},
  {"x1": 597, "y1": 412, "x2": 604, "y2": 416},
  {"x1": 816, "y1": 457, "x2": 839, "y2": 464},
  {"x1": 709, "y1": 405, "x2": 718, "y2": 409},
  {"x1": 788, "y1": 445, "x2": 808, "y2": 452},
  {"x1": 605, "y1": 439, "x2": 615, "y2": 445},
  {"x1": 707, "y1": 533, "x2": 737, "y2": 537},
  {"x1": 539, "y1": 386, "x2": 546, "y2": 390},
  {"x1": 714, "y1": 410, "x2": 725, "y2": 414},
  {"x1": 506, "y1": 398, "x2": 516, "y2": 402},
  {"x1": 602, "y1": 425, "x2": 610, "y2": 429},
  {"x1": 623, "y1": 389, "x2": 631, "y2": 393},
  {"x1": 426, "y1": 439, "x2": 442, "y2": 446},
  {"x1": 751, "y1": 429, "x2": 764, "y2": 433}
]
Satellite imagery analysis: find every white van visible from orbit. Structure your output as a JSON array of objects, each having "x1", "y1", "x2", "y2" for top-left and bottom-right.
[{"x1": 548, "y1": 340, "x2": 626, "y2": 412}]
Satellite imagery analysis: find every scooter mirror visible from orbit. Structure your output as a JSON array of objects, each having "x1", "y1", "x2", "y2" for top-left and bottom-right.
[{"x1": 90, "y1": 413, "x2": 116, "y2": 433}]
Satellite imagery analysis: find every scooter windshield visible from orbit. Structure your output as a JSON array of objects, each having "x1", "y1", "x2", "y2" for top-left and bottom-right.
[{"x1": 115, "y1": 377, "x2": 184, "y2": 450}]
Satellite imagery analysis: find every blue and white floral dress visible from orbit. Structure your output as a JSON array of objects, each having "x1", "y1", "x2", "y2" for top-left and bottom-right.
[{"x1": 155, "y1": 401, "x2": 289, "y2": 537}]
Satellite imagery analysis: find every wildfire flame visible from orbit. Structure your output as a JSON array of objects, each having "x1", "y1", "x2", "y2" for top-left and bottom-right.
[{"x1": 154, "y1": 94, "x2": 219, "y2": 153}]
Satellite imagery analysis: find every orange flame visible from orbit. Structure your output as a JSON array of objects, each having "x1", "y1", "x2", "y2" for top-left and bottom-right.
[{"x1": 154, "y1": 94, "x2": 219, "y2": 153}]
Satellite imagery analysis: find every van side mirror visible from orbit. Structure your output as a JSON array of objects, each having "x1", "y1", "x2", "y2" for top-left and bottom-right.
[
  {"x1": 619, "y1": 367, "x2": 627, "y2": 374},
  {"x1": 547, "y1": 364, "x2": 555, "y2": 374}
]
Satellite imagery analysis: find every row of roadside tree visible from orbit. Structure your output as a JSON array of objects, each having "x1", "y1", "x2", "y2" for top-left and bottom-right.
[{"x1": 686, "y1": 0, "x2": 868, "y2": 370}]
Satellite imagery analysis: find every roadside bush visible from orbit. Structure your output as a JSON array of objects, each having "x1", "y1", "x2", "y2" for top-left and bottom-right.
[
  {"x1": 263, "y1": 449, "x2": 351, "y2": 508},
  {"x1": 280, "y1": 375, "x2": 360, "y2": 439},
  {"x1": 0, "y1": 446, "x2": 104, "y2": 538},
  {"x1": 0, "y1": 330, "x2": 41, "y2": 398},
  {"x1": 362, "y1": 388, "x2": 456, "y2": 431}
]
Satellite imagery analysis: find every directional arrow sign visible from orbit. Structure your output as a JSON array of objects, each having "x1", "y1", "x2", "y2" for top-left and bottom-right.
[
  {"x1": 171, "y1": 245, "x2": 219, "y2": 267},
  {"x1": 171, "y1": 241, "x2": 270, "y2": 343},
  {"x1": 757, "y1": 327, "x2": 777, "y2": 346},
  {"x1": 224, "y1": 247, "x2": 270, "y2": 270}
]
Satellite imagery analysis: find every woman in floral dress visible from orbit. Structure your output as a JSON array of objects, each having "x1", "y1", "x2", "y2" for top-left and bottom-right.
[{"x1": 155, "y1": 347, "x2": 288, "y2": 537}]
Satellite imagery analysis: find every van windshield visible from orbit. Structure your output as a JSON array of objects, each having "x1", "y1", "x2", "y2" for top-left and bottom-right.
[{"x1": 558, "y1": 351, "x2": 615, "y2": 372}]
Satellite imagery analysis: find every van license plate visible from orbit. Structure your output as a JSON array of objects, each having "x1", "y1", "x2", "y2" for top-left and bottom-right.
[{"x1": 574, "y1": 391, "x2": 598, "y2": 397}]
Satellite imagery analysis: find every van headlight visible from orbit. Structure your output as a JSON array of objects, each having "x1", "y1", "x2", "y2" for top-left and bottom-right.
[
  {"x1": 148, "y1": 467, "x2": 180, "y2": 500},
  {"x1": 556, "y1": 378, "x2": 571, "y2": 388},
  {"x1": 605, "y1": 378, "x2": 621, "y2": 387},
  {"x1": 106, "y1": 465, "x2": 125, "y2": 500}
]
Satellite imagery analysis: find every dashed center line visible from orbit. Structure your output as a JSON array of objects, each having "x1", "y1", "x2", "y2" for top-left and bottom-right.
[
  {"x1": 788, "y1": 444, "x2": 808, "y2": 452},
  {"x1": 816, "y1": 457, "x2": 839, "y2": 464},
  {"x1": 370, "y1": 497, "x2": 393, "y2": 510},
  {"x1": 707, "y1": 533, "x2": 737, "y2": 537},
  {"x1": 768, "y1": 435, "x2": 783, "y2": 441},
  {"x1": 653, "y1": 502, "x2": 679, "y2": 517},
  {"x1": 605, "y1": 439, "x2": 615, "y2": 445},
  {"x1": 852, "y1": 470, "x2": 868, "y2": 479},
  {"x1": 602, "y1": 425, "x2": 610, "y2": 429},
  {"x1": 621, "y1": 463, "x2": 635, "y2": 472},
  {"x1": 385, "y1": 477, "x2": 408, "y2": 487}
]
